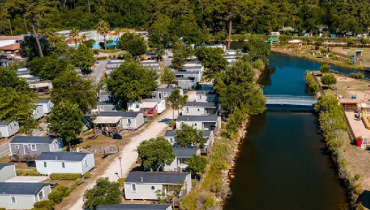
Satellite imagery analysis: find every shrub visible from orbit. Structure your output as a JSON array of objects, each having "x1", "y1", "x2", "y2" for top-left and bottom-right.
[
  {"x1": 97, "y1": 56, "x2": 107, "y2": 60},
  {"x1": 33, "y1": 200, "x2": 55, "y2": 210},
  {"x1": 50, "y1": 173, "x2": 81, "y2": 180},
  {"x1": 350, "y1": 73, "x2": 365, "y2": 79},
  {"x1": 354, "y1": 174, "x2": 361, "y2": 180},
  {"x1": 68, "y1": 182, "x2": 78, "y2": 192},
  {"x1": 320, "y1": 63, "x2": 330, "y2": 73},
  {"x1": 253, "y1": 60, "x2": 264, "y2": 71},
  {"x1": 170, "y1": 121, "x2": 176, "y2": 128},
  {"x1": 16, "y1": 170, "x2": 41, "y2": 176},
  {"x1": 321, "y1": 74, "x2": 337, "y2": 86},
  {"x1": 314, "y1": 41, "x2": 322, "y2": 47},
  {"x1": 48, "y1": 190, "x2": 64, "y2": 204},
  {"x1": 344, "y1": 58, "x2": 353, "y2": 65},
  {"x1": 56, "y1": 186, "x2": 70, "y2": 197},
  {"x1": 304, "y1": 71, "x2": 320, "y2": 95},
  {"x1": 118, "y1": 178, "x2": 125, "y2": 186},
  {"x1": 75, "y1": 178, "x2": 82, "y2": 185},
  {"x1": 83, "y1": 172, "x2": 91, "y2": 179},
  {"x1": 0, "y1": 208, "x2": 6, "y2": 210},
  {"x1": 347, "y1": 39, "x2": 354, "y2": 45}
]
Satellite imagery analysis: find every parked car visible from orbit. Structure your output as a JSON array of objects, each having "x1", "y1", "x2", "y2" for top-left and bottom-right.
[{"x1": 112, "y1": 132, "x2": 122, "y2": 139}]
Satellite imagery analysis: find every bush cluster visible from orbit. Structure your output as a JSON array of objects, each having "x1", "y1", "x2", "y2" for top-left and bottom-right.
[
  {"x1": 33, "y1": 200, "x2": 55, "y2": 210},
  {"x1": 50, "y1": 173, "x2": 81, "y2": 180},
  {"x1": 349, "y1": 73, "x2": 365, "y2": 79},
  {"x1": 304, "y1": 71, "x2": 320, "y2": 95},
  {"x1": 16, "y1": 170, "x2": 41, "y2": 176},
  {"x1": 97, "y1": 56, "x2": 107, "y2": 60},
  {"x1": 83, "y1": 172, "x2": 91, "y2": 179}
]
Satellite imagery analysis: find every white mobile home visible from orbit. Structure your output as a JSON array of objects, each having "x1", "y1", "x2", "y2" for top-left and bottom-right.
[
  {"x1": 152, "y1": 88, "x2": 184, "y2": 100},
  {"x1": 106, "y1": 59, "x2": 124, "y2": 68},
  {"x1": 0, "y1": 182, "x2": 51, "y2": 210},
  {"x1": 182, "y1": 102, "x2": 217, "y2": 116},
  {"x1": 124, "y1": 172, "x2": 192, "y2": 200},
  {"x1": 0, "y1": 121, "x2": 19, "y2": 138},
  {"x1": 37, "y1": 99, "x2": 54, "y2": 114},
  {"x1": 175, "y1": 71, "x2": 201, "y2": 83},
  {"x1": 164, "y1": 148, "x2": 200, "y2": 171},
  {"x1": 97, "y1": 101, "x2": 118, "y2": 113},
  {"x1": 94, "y1": 112, "x2": 145, "y2": 132},
  {"x1": 176, "y1": 115, "x2": 221, "y2": 132},
  {"x1": 0, "y1": 163, "x2": 16, "y2": 182},
  {"x1": 32, "y1": 105, "x2": 44, "y2": 120},
  {"x1": 196, "y1": 91, "x2": 217, "y2": 102},
  {"x1": 127, "y1": 98, "x2": 166, "y2": 114},
  {"x1": 9, "y1": 136, "x2": 62, "y2": 157},
  {"x1": 36, "y1": 152, "x2": 95, "y2": 175},
  {"x1": 176, "y1": 77, "x2": 196, "y2": 90}
]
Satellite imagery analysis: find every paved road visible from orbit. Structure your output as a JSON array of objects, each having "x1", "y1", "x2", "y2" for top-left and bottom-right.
[
  {"x1": 31, "y1": 123, "x2": 48, "y2": 136},
  {"x1": 66, "y1": 91, "x2": 195, "y2": 210},
  {"x1": 163, "y1": 49, "x2": 173, "y2": 67},
  {"x1": 92, "y1": 60, "x2": 108, "y2": 83}
]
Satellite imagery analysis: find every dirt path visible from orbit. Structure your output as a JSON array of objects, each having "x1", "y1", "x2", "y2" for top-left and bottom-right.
[{"x1": 65, "y1": 91, "x2": 195, "y2": 210}]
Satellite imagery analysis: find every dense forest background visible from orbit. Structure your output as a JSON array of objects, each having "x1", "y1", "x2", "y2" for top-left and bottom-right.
[{"x1": 1, "y1": 0, "x2": 370, "y2": 38}]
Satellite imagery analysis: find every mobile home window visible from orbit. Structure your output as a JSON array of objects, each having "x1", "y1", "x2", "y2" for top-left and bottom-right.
[
  {"x1": 14, "y1": 145, "x2": 19, "y2": 149},
  {"x1": 38, "y1": 190, "x2": 44, "y2": 200},
  {"x1": 11, "y1": 196, "x2": 16, "y2": 204},
  {"x1": 62, "y1": 162, "x2": 65, "y2": 168},
  {"x1": 44, "y1": 162, "x2": 47, "y2": 168},
  {"x1": 9, "y1": 124, "x2": 12, "y2": 129},
  {"x1": 84, "y1": 159, "x2": 88, "y2": 167},
  {"x1": 163, "y1": 92, "x2": 167, "y2": 97},
  {"x1": 131, "y1": 184, "x2": 136, "y2": 192},
  {"x1": 31, "y1": 144, "x2": 37, "y2": 151}
]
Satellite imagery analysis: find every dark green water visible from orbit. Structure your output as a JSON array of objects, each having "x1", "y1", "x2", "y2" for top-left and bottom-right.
[{"x1": 224, "y1": 53, "x2": 348, "y2": 210}]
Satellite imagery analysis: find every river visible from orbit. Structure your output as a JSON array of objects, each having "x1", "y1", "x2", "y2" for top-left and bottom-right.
[{"x1": 223, "y1": 53, "x2": 349, "y2": 210}]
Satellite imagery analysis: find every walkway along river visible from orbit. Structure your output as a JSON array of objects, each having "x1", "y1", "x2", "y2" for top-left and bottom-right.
[{"x1": 223, "y1": 53, "x2": 349, "y2": 210}]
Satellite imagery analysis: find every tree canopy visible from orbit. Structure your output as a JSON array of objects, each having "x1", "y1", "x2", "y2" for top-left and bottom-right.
[
  {"x1": 243, "y1": 36, "x2": 271, "y2": 63},
  {"x1": 321, "y1": 74, "x2": 337, "y2": 86},
  {"x1": 118, "y1": 33, "x2": 146, "y2": 57},
  {"x1": 320, "y1": 64, "x2": 331, "y2": 73},
  {"x1": 28, "y1": 56, "x2": 73, "y2": 80},
  {"x1": 137, "y1": 137, "x2": 175, "y2": 172},
  {"x1": 20, "y1": 35, "x2": 51, "y2": 61},
  {"x1": 175, "y1": 124, "x2": 207, "y2": 149},
  {"x1": 167, "y1": 88, "x2": 188, "y2": 119},
  {"x1": 73, "y1": 44, "x2": 95, "y2": 74},
  {"x1": 46, "y1": 101, "x2": 84, "y2": 142},
  {"x1": 83, "y1": 177, "x2": 122, "y2": 210},
  {"x1": 2, "y1": 0, "x2": 370, "y2": 38},
  {"x1": 51, "y1": 70, "x2": 97, "y2": 113},
  {"x1": 160, "y1": 67, "x2": 177, "y2": 87},
  {"x1": 106, "y1": 62, "x2": 158, "y2": 105},
  {"x1": 195, "y1": 47, "x2": 227, "y2": 78},
  {"x1": 0, "y1": 66, "x2": 37, "y2": 134},
  {"x1": 188, "y1": 154, "x2": 207, "y2": 175}
]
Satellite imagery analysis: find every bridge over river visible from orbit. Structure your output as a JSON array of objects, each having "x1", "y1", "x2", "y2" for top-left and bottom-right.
[{"x1": 265, "y1": 95, "x2": 318, "y2": 106}]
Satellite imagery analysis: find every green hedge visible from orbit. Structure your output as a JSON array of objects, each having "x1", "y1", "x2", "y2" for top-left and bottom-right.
[
  {"x1": 48, "y1": 190, "x2": 64, "y2": 204},
  {"x1": 97, "y1": 56, "x2": 107, "y2": 60},
  {"x1": 83, "y1": 172, "x2": 91, "y2": 179},
  {"x1": 50, "y1": 173, "x2": 81, "y2": 180},
  {"x1": 16, "y1": 170, "x2": 41, "y2": 176},
  {"x1": 33, "y1": 200, "x2": 55, "y2": 210}
]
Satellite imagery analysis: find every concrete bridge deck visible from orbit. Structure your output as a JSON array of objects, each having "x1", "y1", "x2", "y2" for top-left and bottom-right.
[{"x1": 265, "y1": 95, "x2": 318, "y2": 106}]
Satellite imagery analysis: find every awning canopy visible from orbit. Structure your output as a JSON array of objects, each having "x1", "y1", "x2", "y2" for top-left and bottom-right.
[
  {"x1": 140, "y1": 102, "x2": 157, "y2": 109},
  {"x1": 93, "y1": 116, "x2": 121, "y2": 124}
]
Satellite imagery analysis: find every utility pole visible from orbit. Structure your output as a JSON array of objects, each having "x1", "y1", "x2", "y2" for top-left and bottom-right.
[{"x1": 118, "y1": 157, "x2": 123, "y2": 178}]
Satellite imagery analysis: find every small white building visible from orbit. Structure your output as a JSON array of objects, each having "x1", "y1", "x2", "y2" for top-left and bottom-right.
[
  {"x1": 152, "y1": 88, "x2": 183, "y2": 100},
  {"x1": 0, "y1": 163, "x2": 16, "y2": 182},
  {"x1": 164, "y1": 148, "x2": 200, "y2": 172},
  {"x1": 36, "y1": 152, "x2": 95, "y2": 175},
  {"x1": 0, "y1": 121, "x2": 19, "y2": 138},
  {"x1": 176, "y1": 115, "x2": 221, "y2": 132},
  {"x1": 127, "y1": 98, "x2": 166, "y2": 114},
  {"x1": 196, "y1": 90, "x2": 217, "y2": 103},
  {"x1": 37, "y1": 99, "x2": 54, "y2": 114},
  {"x1": 106, "y1": 59, "x2": 124, "y2": 68},
  {"x1": 33, "y1": 105, "x2": 44, "y2": 120},
  {"x1": 182, "y1": 102, "x2": 217, "y2": 116},
  {"x1": 124, "y1": 172, "x2": 192, "y2": 200},
  {"x1": 163, "y1": 130, "x2": 214, "y2": 152},
  {"x1": 0, "y1": 182, "x2": 51, "y2": 210},
  {"x1": 9, "y1": 136, "x2": 62, "y2": 157}
]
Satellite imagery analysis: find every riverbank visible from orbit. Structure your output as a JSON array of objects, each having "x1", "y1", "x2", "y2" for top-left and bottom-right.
[
  {"x1": 310, "y1": 73, "x2": 370, "y2": 209},
  {"x1": 271, "y1": 48, "x2": 364, "y2": 71},
  {"x1": 180, "y1": 118, "x2": 249, "y2": 209}
]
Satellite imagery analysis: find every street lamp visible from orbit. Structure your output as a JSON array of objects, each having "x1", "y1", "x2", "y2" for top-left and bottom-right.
[{"x1": 118, "y1": 157, "x2": 123, "y2": 178}]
